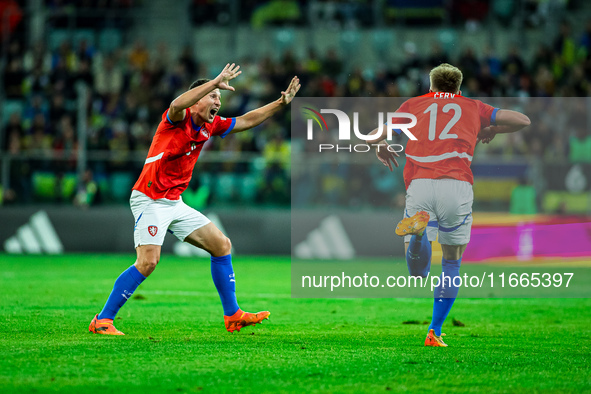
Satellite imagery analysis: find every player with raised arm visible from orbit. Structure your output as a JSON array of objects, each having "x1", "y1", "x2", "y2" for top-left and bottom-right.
[
  {"x1": 366, "y1": 63, "x2": 530, "y2": 347},
  {"x1": 89, "y1": 64, "x2": 301, "y2": 335}
]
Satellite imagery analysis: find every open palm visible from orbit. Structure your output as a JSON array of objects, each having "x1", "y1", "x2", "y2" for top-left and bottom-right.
[
  {"x1": 281, "y1": 76, "x2": 301, "y2": 105},
  {"x1": 215, "y1": 63, "x2": 242, "y2": 91},
  {"x1": 376, "y1": 145, "x2": 399, "y2": 171}
]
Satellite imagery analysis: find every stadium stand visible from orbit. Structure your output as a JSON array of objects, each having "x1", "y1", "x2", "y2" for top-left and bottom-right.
[{"x1": 1, "y1": 0, "x2": 590, "y2": 214}]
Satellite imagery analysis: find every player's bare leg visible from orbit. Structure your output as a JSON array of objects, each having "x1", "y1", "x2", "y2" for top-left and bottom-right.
[
  {"x1": 185, "y1": 222, "x2": 231, "y2": 257},
  {"x1": 426, "y1": 243, "x2": 467, "y2": 347},
  {"x1": 135, "y1": 244, "x2": 161, "y2": 277},
  {"x1": 185, "y1": 223, "x2": 270, "y2": 333},
  {"x1": 441, "y1": 244, "x2": 466, "y2": 260}
]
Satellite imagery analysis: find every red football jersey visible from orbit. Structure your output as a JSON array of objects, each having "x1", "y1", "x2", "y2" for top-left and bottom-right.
[
  {"x1": 398, "y1": 92, "x2": 497, "y2": 189},
  {"x1": 133, "y1": 108, "x2": 236, "y2": 200}
]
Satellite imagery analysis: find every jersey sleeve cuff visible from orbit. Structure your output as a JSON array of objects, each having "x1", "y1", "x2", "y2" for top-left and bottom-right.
[
  {"x1": 220, "y1": 118, "x2": 236, "y2": 139},
  {"x1": 491, "y1": 108, "x2": 499, "y2": 126},
  {"x1": 382, "y1": 122, "x2": 403, "y2": 135},
  {"x1": 166, "y1": 109, "x2": 186, "y2": 124}
]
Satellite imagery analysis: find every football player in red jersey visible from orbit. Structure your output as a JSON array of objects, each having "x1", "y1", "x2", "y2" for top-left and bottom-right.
[
  {"x1": 367, "y1": 63, "x2": 530, "y2": 346},
  {"x1": 89, "y1": 64, "x2": 301, "y2": 335}
]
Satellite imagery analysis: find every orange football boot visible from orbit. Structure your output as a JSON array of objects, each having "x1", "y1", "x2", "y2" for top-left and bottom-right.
[
  {"x1": 89, "y1": 314, "x2": 125, "y2": 335},
  {"x1": 224, "y1": 309, "x2": 270, "y2": 333},
  {"x1": 425, "y1": 329, "x2": 448, "y2": 347},
  {"x1": 395, "y1": 211, "x2": 430, "y2": 237}
]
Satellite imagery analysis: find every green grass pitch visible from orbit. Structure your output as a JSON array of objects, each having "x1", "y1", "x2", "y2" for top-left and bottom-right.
[{"x1": 1, "y1": 254, "x2": 590, "y2": 393}]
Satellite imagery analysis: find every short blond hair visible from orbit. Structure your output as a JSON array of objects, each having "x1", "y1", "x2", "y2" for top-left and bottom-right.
[{"x1": 429, "y1": 63, "x2": 463, "y2": 93}]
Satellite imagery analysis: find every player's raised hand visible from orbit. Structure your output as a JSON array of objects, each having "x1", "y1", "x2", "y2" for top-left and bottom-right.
[
  {"x1": 281, "y1": 76, "x2": 301, "y2": 105},
  {"x1": 375, "y1": 143, "x2": 399, "y2": 171},
  {"x1": 215, "y1": 63, "x2": 242, "y2": 91}
]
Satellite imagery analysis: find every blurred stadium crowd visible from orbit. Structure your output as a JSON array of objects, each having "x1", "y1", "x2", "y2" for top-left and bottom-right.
[{"x1": 1, "y1": 0, "x2": 590, "y2": 210}]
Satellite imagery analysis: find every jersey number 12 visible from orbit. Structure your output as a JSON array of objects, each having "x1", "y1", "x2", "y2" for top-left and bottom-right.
[{"x1": 424, "y1": 103, "x2": 462, "y2": 141}]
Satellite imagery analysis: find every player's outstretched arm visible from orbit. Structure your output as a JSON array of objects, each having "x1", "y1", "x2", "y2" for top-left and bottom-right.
[
  {"x1": 477, "y1": 109, "x2": 531, "y2": 144},
  {"x1": 231, "y1": 76, "x2": 301, "y2": 133},
  {"x1": 168, "y1": 63, "x2": 242, "y2": 122}
]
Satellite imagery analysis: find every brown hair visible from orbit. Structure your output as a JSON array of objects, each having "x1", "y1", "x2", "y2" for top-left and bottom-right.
[
  {"x1": 429, "y1": 63, "x2": 463, "y2": 93},
  {"x1": 189, "y1": 78, "x2": 210, "y2": 90}
]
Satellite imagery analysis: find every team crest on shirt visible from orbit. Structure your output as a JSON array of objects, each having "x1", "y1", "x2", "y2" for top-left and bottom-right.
[
  {"x1": 201, "y1": 129, "x2": 209, "y2": 138},
  {"x1": 148, "y1": 226, "x2": 158, "y2": 236}
]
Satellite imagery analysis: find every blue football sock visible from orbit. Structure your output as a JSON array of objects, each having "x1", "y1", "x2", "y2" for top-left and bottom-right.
[
  {"x1": 98, "y1": 264, "x2": 146, "y2": 320},
  {"x1": 406, "y1": 232, "x2": 431, "y2": 278},
  {"x1": 429, "y1": 257, "x2": 461, "y2": 336},
  {"x1": 211, "y1": 254, "x2": 240, "y2": 316}
]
